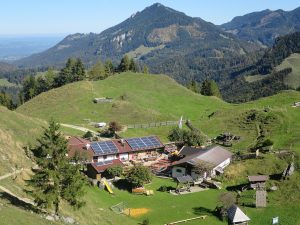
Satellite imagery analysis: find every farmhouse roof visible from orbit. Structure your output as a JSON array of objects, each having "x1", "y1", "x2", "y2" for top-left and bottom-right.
[
  {"x1": 67, "y1": 137, "x2": 93, "y2": 159},
  {"x1": 173, "y1": 145, "x2": 233, "y2": 167},
  {"x1": 89, "y1": 136, "x2": 164, "y2": 156},
  {"x1": 227, "y1": 205, "x2": 250, "y2": 223},
  {"x1": 248, "y1": 175, "x2": 269, "y2": 182},
  {"x1": 90, "y1": 159, "x2": 124, "y2": 173},
  {"x1": 179, "y1": 146, "x2": 202, "y2": 156}
]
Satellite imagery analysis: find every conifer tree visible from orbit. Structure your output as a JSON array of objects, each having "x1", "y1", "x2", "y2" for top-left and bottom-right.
[
  {"x1": 104, "y1": 60, "x2": 115, "y2": 76},
  {"x1": 88, "y1": 60, "x2": 105, "y2": 80},
  {"x1": 129, "y1": 58, "x2": 138, "y2": 72},
  {"x1": 118, "y1": 55, "x2": 130, "y2": 72},
  {"x1": 143, "y1": 65, "x2": 149, "y2": 74},
  {"x1": 200, "y1": 79, "x2": 222, "y2": 98},
  {"x1": 27, "y1": 120, "x2": 86, "y2": 215}
]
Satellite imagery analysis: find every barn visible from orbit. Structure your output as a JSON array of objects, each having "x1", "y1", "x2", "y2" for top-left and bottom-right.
[{"x1": 171, "y1": 145, "x2": 233, "y2": 180}]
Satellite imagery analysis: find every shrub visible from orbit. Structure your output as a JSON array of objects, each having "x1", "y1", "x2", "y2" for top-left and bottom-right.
[
  {"x1": 126, "y1": 165, "x2": 152, "y2": 188},
  {"x1": 105, "y1": 165, "x2": 123, "y2": 178},
  {"x1": 142, "y1": 218, "x2": 150, "y2": 225}
]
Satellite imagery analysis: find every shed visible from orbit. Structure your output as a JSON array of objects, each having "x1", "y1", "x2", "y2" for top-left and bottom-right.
[
  {"x1": 93, "y1": 97, "x2": 113, "y2": 103},
  {"x1": 248, "y1": 175, "x2": 269, "y2": 189},
  {"x1": 227, "y1": 205, "x2": 250, "y2": 225}
]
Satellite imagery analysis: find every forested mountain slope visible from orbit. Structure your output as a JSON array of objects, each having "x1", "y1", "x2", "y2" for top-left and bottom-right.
[{"x1": 221, "y1": 7, "x2": 300, "y2": 46}]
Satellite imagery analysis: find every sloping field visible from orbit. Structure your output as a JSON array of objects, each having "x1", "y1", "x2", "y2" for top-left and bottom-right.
[
  {"x1": 246, "y1": 53, "x2": 300, "y2": 89},
  {"x1": 276, "y1": 53, "x2": 300, "y2": 89},
  {"x1": 17, "y1": 73, "x2": 300, "y2": 151},
  {"x1": 0, "y1": 106, "x2": 45, "y2": 175}
]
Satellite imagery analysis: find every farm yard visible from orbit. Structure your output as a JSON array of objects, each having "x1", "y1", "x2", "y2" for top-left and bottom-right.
[
  {"x1": 1, "y1": 174, "x2": 300, "y2": 225},
  {"x1": 2, "y1": 73, "x2": 300, "y2": 225}
]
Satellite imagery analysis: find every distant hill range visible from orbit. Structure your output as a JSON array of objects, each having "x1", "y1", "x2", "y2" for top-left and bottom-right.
[
  {"x1": 220, "y1": 7, "x2": 300, "y2": 47},
  {"x1": 13, "y1": 3, "x2": 300, "y2": 102},
  {"x1": 222, "y1": 32, "x2": 300, "y2": 102},
  {"x1": 16, "y1": 3, "x2": 260, "y2": 84}
]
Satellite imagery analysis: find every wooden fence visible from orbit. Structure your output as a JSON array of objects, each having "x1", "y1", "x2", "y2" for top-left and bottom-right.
[{"x1": 127, "y1": 120, "x2": 181, "y2": 129}]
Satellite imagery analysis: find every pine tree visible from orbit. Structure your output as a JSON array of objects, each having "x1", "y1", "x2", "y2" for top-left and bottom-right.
[
  {"x1": 118, "y1": 55, "x2": 130, "y2": 72},
  {"x1": 88, "y1": 60, "x2": 105, "y2": 80},
  {"x1": 104, "y1": 60, "x2": 115, "y2": 77},
  {"x1": 200, "y1": 79, "x2": 222, "y2": 98},
  {"x1": 0, "y1": 91, "x2": 14, "y2": 109},
  {"x1": 143, "y1": 65, "x2": 149, "y2": 74},
  {"x1": 129, "y1": 58, "x2": 137, "y2": 72},
  {"x1": 27, "y1": 120, "x2": 86, "y2": 215},
  {"x1": 22, "y1": 75, "x2": 37, "y2": 101},
  {"x1": 74, "y1": 59, "x2": 85, "y2": 81},
  {"x1": 187, "y1": 79, "x2": 200, "y2": 93}
]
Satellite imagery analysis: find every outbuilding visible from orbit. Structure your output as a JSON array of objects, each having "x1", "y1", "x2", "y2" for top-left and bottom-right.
[
  {"x1": 227, "y1": 205, "x2": 250, "y2": 225},
  {"x1": 171, "y1": 145, "x2": 233, "y2": 180}
]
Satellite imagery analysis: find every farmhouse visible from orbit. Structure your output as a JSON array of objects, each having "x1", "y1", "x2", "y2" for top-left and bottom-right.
[
  {"x1": 67, "y1": 136, "x2": 94, "y2": 161},
  {"x1": 67, "y1": 136, "x2": 165, "y2": 178},
  {"x1": 171, "y1": 145, "x2": 233, "y2": 180},
  {"x1": 86, "y1": 159, "x2": 124, "y2": 179}
]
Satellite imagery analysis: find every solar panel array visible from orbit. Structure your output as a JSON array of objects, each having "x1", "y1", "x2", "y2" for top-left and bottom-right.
[
  {"x1": 90, "y1": 141, "x2": 118, "y2": 155},
  {"x1": 94, "y1": 160, "x2": 113, "y2": 167},
  {"x1": 126, "y1": 136, "x2": 162, "y2": 151}
]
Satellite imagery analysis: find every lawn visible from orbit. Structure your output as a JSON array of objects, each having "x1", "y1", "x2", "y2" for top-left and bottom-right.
[{"x1": 2, "y1": 174, "x2": 300, "y2": 225}]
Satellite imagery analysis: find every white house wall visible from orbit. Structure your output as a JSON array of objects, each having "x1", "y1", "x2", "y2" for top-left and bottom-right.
[
  {"x1": 172, "y1": 166, "x2": 186, "y2": 178},
  {"x1": 212, "y1": 158, "x2": 231, "y2": 175},
  {"x1": 119, "y1": 153, "x2": 129, "y2": 161}
]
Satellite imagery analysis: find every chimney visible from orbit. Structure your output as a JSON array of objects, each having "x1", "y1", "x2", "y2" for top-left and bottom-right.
[
  {"x1": 86, "y1": 143, "x2": 90, "y2": 150},
  {"x1": 120, "y1": 139, "x2": 125, "y2": 147}
]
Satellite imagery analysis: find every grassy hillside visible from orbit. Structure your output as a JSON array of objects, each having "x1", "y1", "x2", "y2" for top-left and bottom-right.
[
  {"x1": 17, "y1": 72, "x2": 300, "y2": 151},
  {"x1": 17, "y1": 73, "x2": 226, "y2": 125},
  {"x1": 0, "y1": 107, "x2": 46, "y2": 175},
  {"x1": 276, "y1": 53, "x2": 300, "y2": 89},
  {"x1": 246, "y1": 53, "x2": 300, "y2": 89}
]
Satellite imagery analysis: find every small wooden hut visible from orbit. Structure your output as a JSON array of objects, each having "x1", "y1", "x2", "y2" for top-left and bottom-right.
[{"x1": 227, "y1": 205, "x2": 250, "y2": 225}]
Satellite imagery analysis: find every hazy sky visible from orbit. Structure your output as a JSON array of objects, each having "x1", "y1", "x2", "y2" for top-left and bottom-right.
[{"x1": 1, "y1": 0, "x2": 300, "y2": 35}]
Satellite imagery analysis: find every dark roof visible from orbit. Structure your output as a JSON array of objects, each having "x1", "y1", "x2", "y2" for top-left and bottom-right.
[
  {"x1": 90, "y1": 159, "x2": 124, "y2": 173},
  {"x1": 179, "y1": 146, "x2": 202, "y2": 156},
  {"x1": 173, "y1": 145, "x2": 233, "y2": 167},
  {"x1": 176, "y1": 175, "x2": 193, "y2": 183},
  {"x1": 248, "y1": 175, "x2": 269, "y2": 182}
]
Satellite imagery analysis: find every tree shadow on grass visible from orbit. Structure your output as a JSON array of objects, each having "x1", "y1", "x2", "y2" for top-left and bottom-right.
[
  {"x1": 193, "y1": 206, "x2": 218, "y2": 217},
  {"x1": 226, "y1": 183, "x2": 249, "y2": 192},
  {"x1": 113, "y1": 179, "x2": 132, "y2": 192},
  {"x1": 269, "y1": 173, "x2": 282, "y2": 180},
  {"x1": 0, "y1": 191, "x2": 41, "y2": 214}
]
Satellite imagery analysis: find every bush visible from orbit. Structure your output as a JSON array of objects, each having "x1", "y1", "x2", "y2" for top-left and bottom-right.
[
  {"x1": 262, "y1": 139, "x2": 274, "y2": 147},
  {"x1": 142, "y1": 218, "x2": 150, "y2": 225},
  {"x1": 126, "y1": 165, "x2": 152, "y2": 188},
  {"x1": 83, "y1": 131, "x2": 93, "y2": 139},
  {"x1": 109, "y1": 121, "x2": 122, "y2": 133},
  {"x1": 105, "y1": 165, "x2": 123, "y2": 178}
]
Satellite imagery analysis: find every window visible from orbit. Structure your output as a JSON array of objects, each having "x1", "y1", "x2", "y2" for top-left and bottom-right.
[{"x1": 176, "y1": 168, "x2": 182, "y2": 173}]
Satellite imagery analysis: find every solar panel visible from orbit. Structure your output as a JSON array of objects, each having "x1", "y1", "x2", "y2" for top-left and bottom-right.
[
  {"x1": 126, "y1": 136, "x2": 163, "y2": 150},
  {"x1": 90, "y1": 141, "x2": 118, "y2": 155}
]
